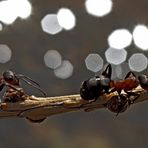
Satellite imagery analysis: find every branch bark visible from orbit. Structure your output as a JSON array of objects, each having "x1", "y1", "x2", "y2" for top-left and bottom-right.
[{"x1": 0, "y1": 85, "x2": 147, "y2": 123}]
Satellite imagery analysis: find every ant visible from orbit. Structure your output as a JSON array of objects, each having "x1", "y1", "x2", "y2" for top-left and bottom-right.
[
  {"x1": 80, "y1": 63, "x2": 148, "y2": 114},
  {"x1": 0, "y1": 70, "x2": 47, "y2": 100},
  {"x1": 80, "y1": 64, "x2": 112, "y2": 101}
]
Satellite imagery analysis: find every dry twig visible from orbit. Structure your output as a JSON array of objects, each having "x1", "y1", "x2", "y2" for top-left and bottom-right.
[{"x1": 0, "y1": 85, "x2": 147, "y2": 123}]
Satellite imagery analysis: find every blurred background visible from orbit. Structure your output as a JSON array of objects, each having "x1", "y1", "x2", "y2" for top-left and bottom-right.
[{"x1": 0, "y1": 0, "x2": 148, "y2": 147}]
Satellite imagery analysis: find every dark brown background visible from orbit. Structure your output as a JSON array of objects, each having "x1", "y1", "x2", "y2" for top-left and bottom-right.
[{"x1": 0, "y1": 0, "x2": 148, "y2": 148}]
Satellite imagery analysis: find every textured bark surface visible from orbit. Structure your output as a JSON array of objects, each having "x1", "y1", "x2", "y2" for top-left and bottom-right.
[{"x1": 0, "y1": 85, "x2": 147, "y2": 123}]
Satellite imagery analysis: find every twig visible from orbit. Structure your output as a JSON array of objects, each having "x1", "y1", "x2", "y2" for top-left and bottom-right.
[{"x1": 0, "y1": 85, "x2": 147, "y2": 123}]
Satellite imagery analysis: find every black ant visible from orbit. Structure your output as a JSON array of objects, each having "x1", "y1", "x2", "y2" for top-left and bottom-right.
[
  {"x1": 0, "y1": 70, "x2": 47, "y2": 98},
  {"x1": 80, "y1": 64, "x2": 112, "y2": 101},
  {"x1": 80, "y1": 63, "x2": 148, "y2": 114}
]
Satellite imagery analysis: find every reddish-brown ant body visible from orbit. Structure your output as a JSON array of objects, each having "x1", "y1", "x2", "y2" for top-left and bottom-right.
[
  {"x1": 0, "y1": 70, "x2": 46, "y2": 101},
  {"x1": 80, "y1": 63, "x2": 148, "y2": 114},
  {"x1": 109, "y1": 71, "x2": 139, "y2": 93}
]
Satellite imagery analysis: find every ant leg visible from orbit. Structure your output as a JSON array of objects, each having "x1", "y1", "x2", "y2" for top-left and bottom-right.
[
  {"x1": 107, "y1": 87, "x2": 116, "y2": 94},
  {"x1": 3, "y1": 83, "x2": 25, "y2": 101},
  {"x1": 125, "y1": 71, "x2": 136, "y2": 79},
  {"x1": 0, "y1": 83, "x2": 5, "y2": 91},
  {"x1": 4, "y1": 82, "x2": 23, "y2": 93},
  {"x1": 102, "y1": 64, "x2": 112, "y2": 79},
  {"x1": 118, "y1": 94, "x2": 129, "y2": 115},
  {"x1": 116, "y1": 90, "x2": 122, "y2": 102},
  {"x1": 125, "y1": 91, "x2": 140, "y2": 104},
  {"x1": 138, "y1": 75, "x2": 148, "y2": 90},
  {"x1": 115, "y1": 90, "x2": 128, "y2": 115}
]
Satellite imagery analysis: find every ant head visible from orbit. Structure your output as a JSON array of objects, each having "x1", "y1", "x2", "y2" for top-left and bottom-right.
[
  {"x1": 3, "y1": 70, "x2": 15, "y2": 82},
  {"x1": 80, "y1": 78, "x2": 99, "y2": 100},
  {"x1": 80, "y1": 80, "x2": 90, "y2": 100},
  {"x1": 80, "y1": 77, "x2": 104, "y2": 100},
  {"x1": 106, "y1": 95, "x2": 127, "y2": 114}
]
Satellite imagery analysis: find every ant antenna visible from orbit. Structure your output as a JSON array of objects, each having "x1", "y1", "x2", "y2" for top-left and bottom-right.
[
  {"x1": 17, "y1": 74, "x2": 40, "y2": 87},
  {"x1": 16, "y1": 75, "x2": 47, "y2": 97}
]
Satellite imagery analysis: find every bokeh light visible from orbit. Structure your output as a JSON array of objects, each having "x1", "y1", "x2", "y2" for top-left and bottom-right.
[
  {"x1": 133, "y1": 25, "x2": 148, "y2": 50},
  {"x1": 108, "y1": 29, "x2": 132, "y2": 49},
  {"x1": 105, "y1": 47, "x2": 127, "y2": 65},
  {"x1": 15, "y1": 0, "x2": 32, "y2": 19},
  {"x1": 118, "y1": 63, "x2": 131, "y2": 79},
  {"x1": 57, "y1": 8, "x2": 76, "y2": 30},
  {"x1": 115, "y1": 65, "x2": 122, "y2": 79},
  {"x1": 85, "y1": 53, "x2": 103, "y2": 72},
  {"x1": 105, "y1": 64, "x2": 120, "y2": 79},
  {"x1": 85, "y1": 0, "x2": 113, "y2": 17},
  {"x1": 0, "y1": 0, "x2": 32, "y2": 25},
  {"x1": 44, "y1": 50, "x2": 62, "y2": 69},
  {"x1": 0, "y1": 1, "x2": 17, "y2": 24},
  {"x1": 54, "y1": 60, "x2": 74, "y2": 79},
  {"x1": 0, "y1": 23, "x2": 3, "y2": 31},
  {"x1": 109, "y1": 64, "x2": 121, "y2": 79},
  {"x1": 128, "y1": 53, "x2": 148, "y2": 72},
  {"x1": 0, "y1": 44, "x2": 12, "y2": 63},
  {"x1": 41, "y1": 14, "x2": 63, "y2": 35}
]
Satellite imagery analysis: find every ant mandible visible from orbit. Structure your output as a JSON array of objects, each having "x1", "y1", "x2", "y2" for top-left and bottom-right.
[
  {"x1": 0, "y1": 70, "x2": 47, "y2": 97},
  {"x1": 80, "y1": 64, "x2": 112, "y2": 101}
]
